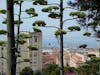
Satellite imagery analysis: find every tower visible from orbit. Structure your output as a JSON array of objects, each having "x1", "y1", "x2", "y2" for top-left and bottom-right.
[{"x1": 29, "y1": 32, "x2": 42, "y2": 71}]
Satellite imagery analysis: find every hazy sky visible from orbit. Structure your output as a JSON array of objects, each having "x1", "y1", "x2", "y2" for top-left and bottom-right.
[{"x1": 0, "y1": 0, "x2": 99, "y2": 48}]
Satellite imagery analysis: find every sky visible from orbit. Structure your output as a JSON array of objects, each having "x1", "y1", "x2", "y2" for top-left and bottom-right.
[{"x1": 0, "y1": 0, "x2": 99, "y2": 48}]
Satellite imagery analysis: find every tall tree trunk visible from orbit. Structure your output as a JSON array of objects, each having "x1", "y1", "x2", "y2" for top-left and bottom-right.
[
  {"x1": 16, "y1": 1, "x2": 22, "y2": 52},
  {"x1": 6, "y1": 0, "x2": 16, "y2": 75},
  {"x1": 60, "y1": 0, "x2": 64, "y2": 75}
]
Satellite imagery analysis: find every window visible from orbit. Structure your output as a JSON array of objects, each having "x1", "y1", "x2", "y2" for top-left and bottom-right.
[
  {"x1": 33, "y1": 61, "x2": 37, "y2": 64},
  {"x1": 34, "y1": 52, "x2": 37, "y2": 57},
  {"x1": 30, "y1": 61, "x2": 32, "y2": 64},
  {"x1": 1, "y1": 47, "x2": 4, "y2": 50},
  {"x1": 33, "y1": 58, "x2": 37, "y2": 61},
  {"x1": 34, "y1": 36, "x2": 38, "y2": 42},
  {"x1": 18, "y1": 48, "x2": 20, "y2": 50},
  {"x1": 30, "y1": 53, "x2": 32, "y2": 58},
  {"x1": 2, "y1": 53, "x2": 4, "y2": 58}
]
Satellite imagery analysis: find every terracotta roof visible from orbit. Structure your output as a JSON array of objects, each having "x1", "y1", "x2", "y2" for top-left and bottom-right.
[{"x1": 72, "y1": 54, "x2": 83, "y2": 63}]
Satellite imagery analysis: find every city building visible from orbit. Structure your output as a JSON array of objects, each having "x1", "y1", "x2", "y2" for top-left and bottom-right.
[
  {"x1": 69, "y1": 52, "x2": 85, "y2": 68},
  {"x1": 63, "y1": 50, "x2": 71, "y2": 66},
  {"x1": 0, "y1": 34, "x2": 99, "y2": 75},
  {"x1": 0, "y1": 44, "x2": 7, "y2": 75},
  {"x1": 42, "y1": 49, "x2": 86, "y2": 68},
  {"x1": 42, "y1": 48, "x2": 58, "y2": 67},
  {"x1": 29, "y1": 32, "x2": 42, "y2": 71},
  {"x1": 0, "y1": 32, "x2": 42, "y2": 75},
  {"x1": 87, "y1": 49, "x2": 100, "y2": 57}
]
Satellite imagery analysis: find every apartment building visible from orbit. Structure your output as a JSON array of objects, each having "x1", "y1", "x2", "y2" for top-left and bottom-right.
[
  {"x1": 16, "y1": 38, "x2": 30, "y2": 75},
  {"x1": 29, "y1": 32, "x2": 42, "y2": 71},
  {"x1": 42, "y1": 50, "x2": 58, "y2": 67},
  {"x1": 87, "y1": 49, "x2": 100, "y2": 57},
  {"x1": 0, "y1": 32, "x2": 42, "y2": 75},
  {"x1": 69, "y1": 52, "x2": 85, "y2": 68},
  {"x1": 42, "y1": 49, "x2": 85, "y2": 68},
  {"x1": 0, "y1": 44, "x2": 7, "y2": 75},
  {"x1": 63, "y1": 50, "x2": 71, "y2": 66}
]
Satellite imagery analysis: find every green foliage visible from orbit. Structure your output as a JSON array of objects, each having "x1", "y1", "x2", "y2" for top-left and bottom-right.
[
  {"x1": 64, "y1": 66, "x2": 69, "y2": 72},
  {"x1": 50, "y1": 71, "x2": 57, "y2": 75},
  {"x1": 68, "y1": 26, "x2": 80, "y2": 31},
  {"x1": 97, "y1": 31, "x2": 100, "y2": 38},
  {"x1": 79, "y1": 44, "x2": 87, "y2": 48},
  {"x1": 90, "y1": 57, "x2": 100, "y2": 62},
  {"x1": 48, "y1": 12, "x2": 60, "y2": 19},
  {"x1": 20, "y1": 66, "x2": 33, "y2": 75},
  {"x1": 68, "y1": 0, "x2": 100, "y2": 38},
  {"x1": 28, "y1": 45, "x2": 38, "y2": 50},
  {"x1": 26, "y1": 8, "x2": 35, "y2": 12},
  {"x1": 0, "y1": 41, "x2": 5, "y2": 46},
  {"x1": 42, "y1": 64, "x2": 60, "y2": 75},
  {"x1": 78, "y1": 64, "x2": 91, "y2": 74},
  {"x1": 87, "y1": 14, "x2": 94, "y2": 18},
  {"x1": 96, "y1": 71, "x2": 100, "y2": 75},
  {"x1": 14, "y1": 20, "x2": 23, "y2": 24},
  {"x1": 77, "y1": 57, "x2": 100, "y2": 75},
  {"x1": 15, "y1": 51, "x2": 21, "y2": 57},
  {"x1": 0, "y1": 30, "x2": 7, "y2": 35},
  {"x1": 17, "y1": 33, "x2": 31, "y2": 45},
  {"x1": 67, "y1": 67, "x2": 77, "y2": 73},
  {"x1": 2, "y1": 20, "x2": 7, "y2": 24},
  {"x1": 70, "y1": 12, "x2": 86, "y2": 18},
  {"x1": 42, "y1": 6, "x2": 59, "y2": 12},
  {"x1": 33, "y1": 27, "x2": 41, "y2": 32},
  {"x1": 87, "y1": 22, "x2": 96, "y2": 26},
  {"x1": 18, "y1": 39, "x2": 26, "y2": 45},
  {"x1": 14, "y1": 0, "x2": 24, "y2": 4},
  {"x1": 42, "y1": 7, "x2": 50, "y2": 12},
  {"x1": 55, "y1": 29, "x2": 66, "y2": 37},
  {"x1": 19, "y1": 33, "x2": 31, "y2": 39},
  {"x1": 83, "y1": 32, "x2": 91, "y2": 37},
  {"x1": 34, "y1": 70, "x2": 42, "y2": 75},
  {"x1": 23, "y1": 59, "x2": 30, "y2": 62},
  {"x1": 33, "y1": 0, "x2": 47, "y2": 5},
  {"x1": 80, "y1": 5, "x2": 90, "y2": 11},
  {"x1": 2, "y1": 19, "x2": 23, "y2": 24},
  {"x1": 25, "y1": 8, "x2": 38, "y2": 16},
  {"x1": 0, "y1": 9, "x2": 6, "y2": 14},
  {"x1": 32, "y1": 20, "x2": 46, "y2": 26},
  {"x1": 14, "y1": 0, "x2": 19, "y2": 4},
  {"x1": 87, "y1": 54, "x2": 96, "y2": 58},
  {"x1": 68, "y1": 0, "x2": 100, "y2": 11}
]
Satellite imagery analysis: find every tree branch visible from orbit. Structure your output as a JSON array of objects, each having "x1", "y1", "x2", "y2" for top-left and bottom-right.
[
  {"x1": 47, "y1": 3, "x2": 60, "y2": 6},
  {"x1": 20, "y1": 31, "x2": 30, "y2": 33},
  {"x1": 24, "y1": 0, "x2": 33, "y2": 2},
  {"x1": 63, "y1": 6, "x2": 78, "y2": 11},
  {"x1": 21, "y1": 16, "x2": 34, "y2": 19},
  {"x1": 63, "y1": 17, "x2": 78, "y2": 23},
  {"x1": 43, "y1": 26, "x2": 60, "y2": 29}
]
